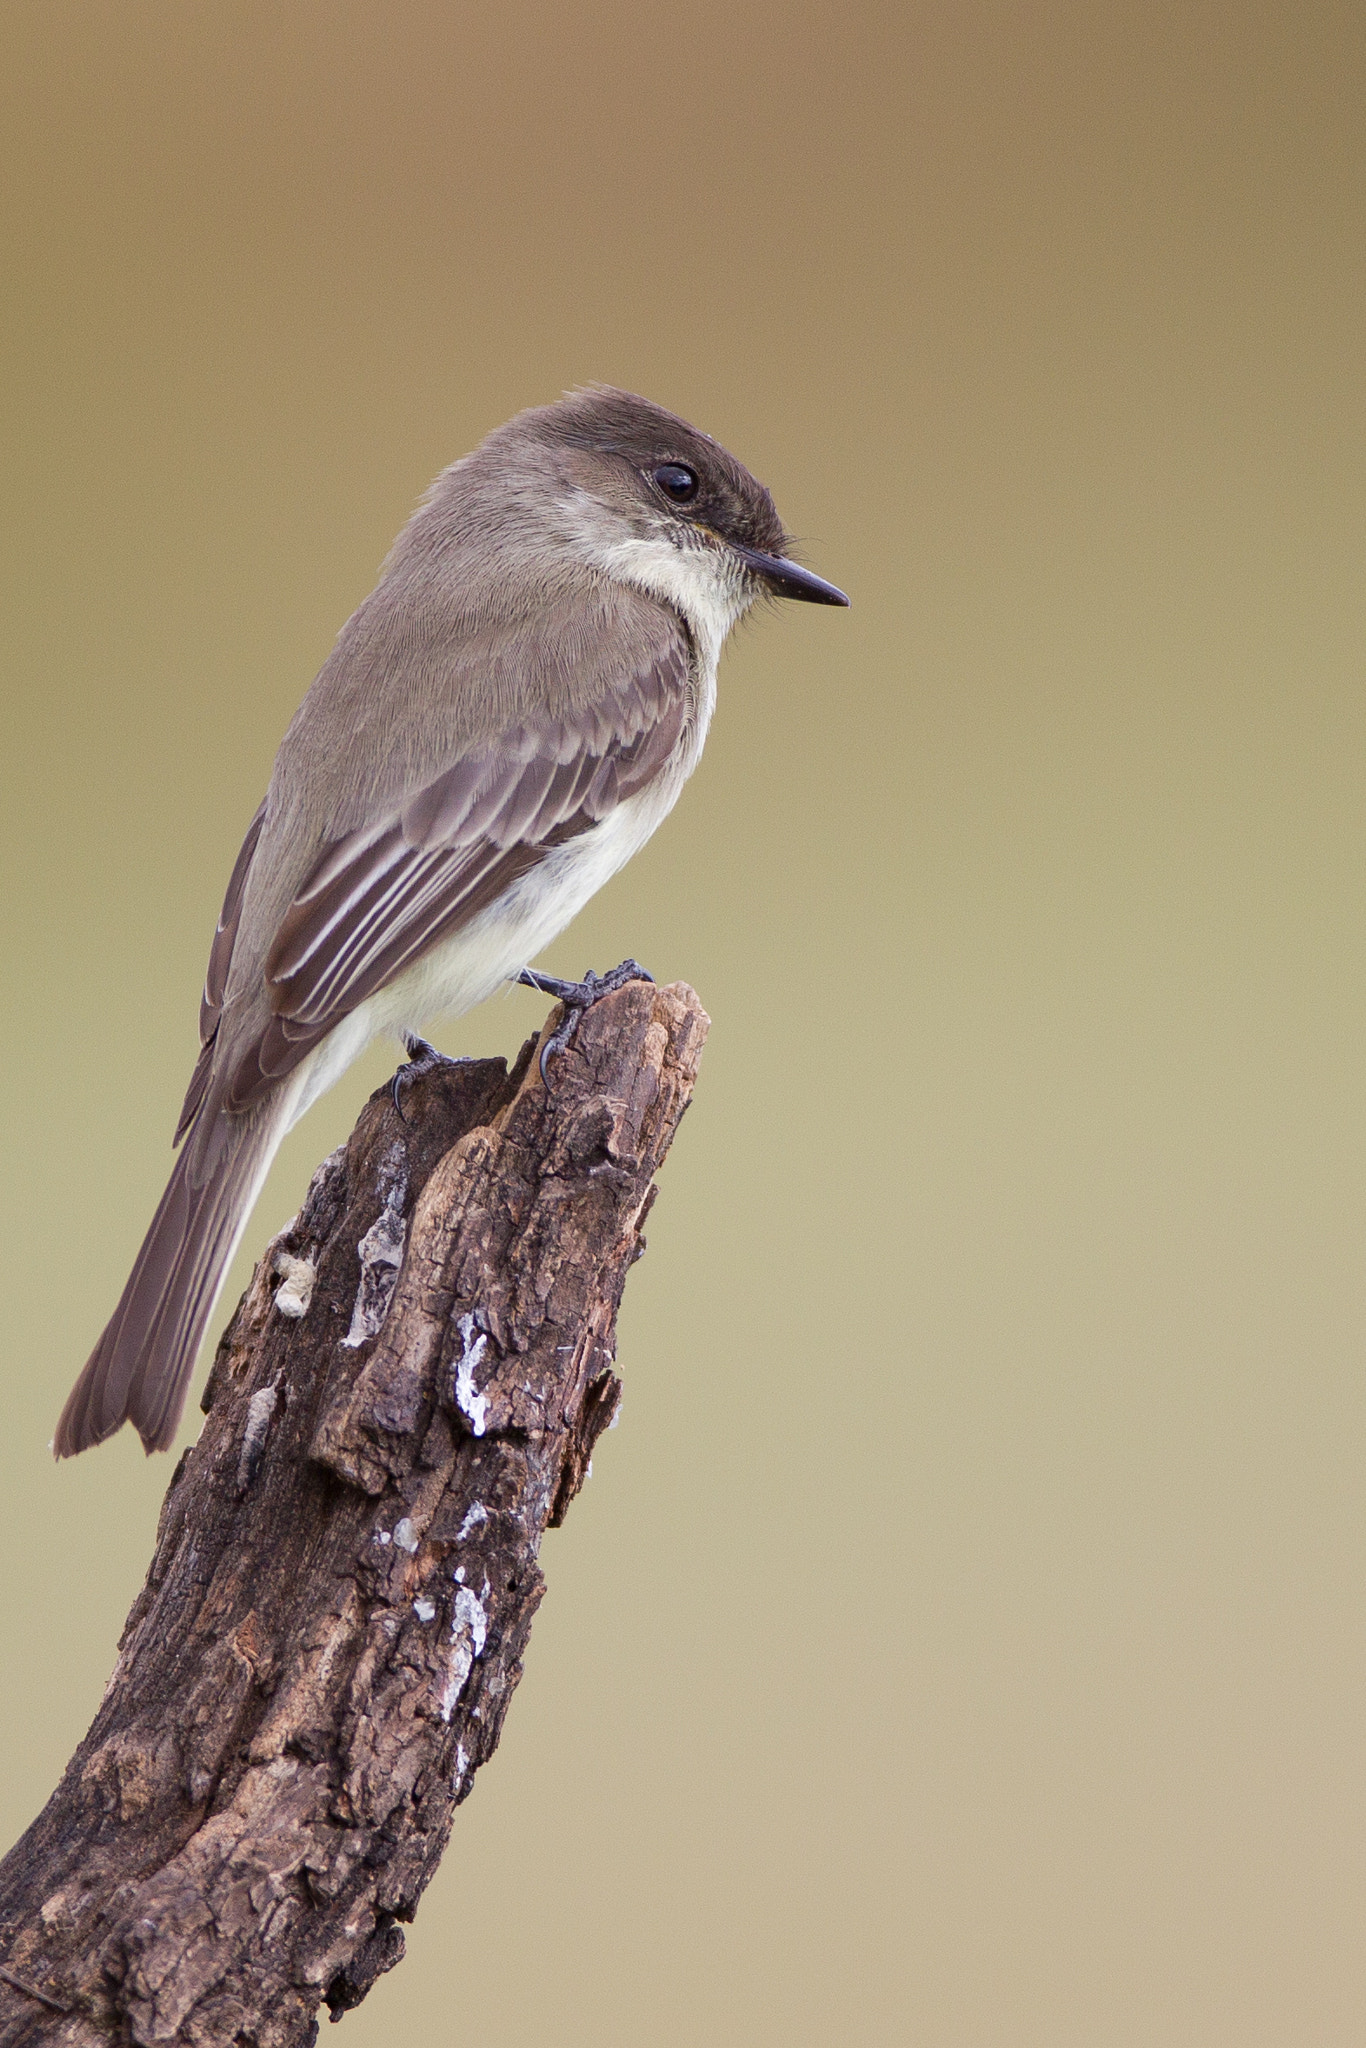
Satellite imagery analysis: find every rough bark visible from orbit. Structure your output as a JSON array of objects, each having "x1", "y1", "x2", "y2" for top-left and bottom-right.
[{"x1": 0, "y1": 980, "x2": 708, "y2": 2047}]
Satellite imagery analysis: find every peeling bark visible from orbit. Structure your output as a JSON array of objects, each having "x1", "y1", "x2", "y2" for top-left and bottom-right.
[{"x1": 0, "y1": 981, "x2": 708, "y2": 2046}]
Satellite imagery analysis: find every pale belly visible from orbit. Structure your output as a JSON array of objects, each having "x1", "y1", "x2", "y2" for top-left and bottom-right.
[{"x1": 283, "y1": 774, "x2": 685, "y2": 1130}]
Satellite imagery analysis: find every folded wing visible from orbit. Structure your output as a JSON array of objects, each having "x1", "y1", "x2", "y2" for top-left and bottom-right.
[{"x1": 216, "y1": 632, "x2": 692, "y2": 1113}]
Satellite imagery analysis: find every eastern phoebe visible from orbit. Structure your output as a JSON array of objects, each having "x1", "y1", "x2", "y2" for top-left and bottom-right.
[{"x1": 54, "y1": 387, "x2": 848, "y2": 1458}]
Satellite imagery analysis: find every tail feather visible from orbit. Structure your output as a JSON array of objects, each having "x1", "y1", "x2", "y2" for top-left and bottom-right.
[{"x1": 54, "y1": 1109, "x2": 282, "y2": 1458}]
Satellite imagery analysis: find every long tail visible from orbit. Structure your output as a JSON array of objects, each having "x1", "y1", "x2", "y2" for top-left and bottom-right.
[{"x1": 54, "y1": 1105, "x2": 285, "y2": 1458}]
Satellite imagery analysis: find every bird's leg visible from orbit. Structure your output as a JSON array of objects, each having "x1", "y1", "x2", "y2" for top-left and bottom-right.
[
  {"x1": 517, "y1": 959, "x2": 655, "y2": 1085},
  {"x1": 391, "y1": 1034, "x2": 469, "y2": 1123}
]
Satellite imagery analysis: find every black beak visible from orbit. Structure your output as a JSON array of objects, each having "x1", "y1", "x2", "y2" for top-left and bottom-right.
[{"x1": 733, "y1": 546, "x2": 850, "y2": 606}]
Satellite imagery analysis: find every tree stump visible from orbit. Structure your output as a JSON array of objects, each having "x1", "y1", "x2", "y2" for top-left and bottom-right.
[{"x1": 0, "y1": 980, "x2": 708, "y2": 2046}]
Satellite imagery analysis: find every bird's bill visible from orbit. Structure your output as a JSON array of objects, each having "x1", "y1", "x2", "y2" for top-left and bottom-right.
[{"x1": 732, "y1": 546, "x2": 851, "y2": 606}]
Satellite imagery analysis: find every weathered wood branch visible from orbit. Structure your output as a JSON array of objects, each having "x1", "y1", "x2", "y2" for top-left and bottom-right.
[{"x1": 0, "y1": 981, "x2": 708, "y2": 2047}]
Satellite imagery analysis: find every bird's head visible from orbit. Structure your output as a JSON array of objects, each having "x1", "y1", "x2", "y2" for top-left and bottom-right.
[{"x1": 433, "y1": 386, "x2": 848, "y2": 655}]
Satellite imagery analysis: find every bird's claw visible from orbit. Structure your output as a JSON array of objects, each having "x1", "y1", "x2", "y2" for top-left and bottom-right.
[
  {"x1": 391, "y1": 1035, "x2": 466, "y2": 1123},
  {"x1": 517, "y1": 959, "x2": 655, "y2": 1086}
]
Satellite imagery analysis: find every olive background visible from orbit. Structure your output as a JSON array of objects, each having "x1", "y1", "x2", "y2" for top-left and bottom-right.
[{"x1": 3, "y1": 4, "x2": 1366, "y2": 2042}]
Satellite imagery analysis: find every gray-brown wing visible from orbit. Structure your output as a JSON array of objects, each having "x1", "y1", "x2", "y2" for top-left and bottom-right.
[
  {"x1": 221, "y1": 637, "x2": 691, "y2": 1114},
  {"x1": 174, "y1": 802, "x2": 267, "y2": 1142}
]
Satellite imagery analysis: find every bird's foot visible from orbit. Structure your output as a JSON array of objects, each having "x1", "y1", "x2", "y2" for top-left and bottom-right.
[
  {"x1": 517, "y1": 959, "x2": 655, "y2": 1085},
  {"x1": 391, "y1": 1035, "x2": 469, "y2": 1123}
]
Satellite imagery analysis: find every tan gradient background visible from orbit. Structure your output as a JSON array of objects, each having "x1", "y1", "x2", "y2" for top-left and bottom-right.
[{"x1": 2, "y1": 2, "x2": 1366, "y2": 2041}]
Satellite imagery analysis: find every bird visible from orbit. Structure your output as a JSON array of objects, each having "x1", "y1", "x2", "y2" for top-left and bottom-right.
[{"x1": 53, "y1": 386, "x2": 848, "y2": 1459}]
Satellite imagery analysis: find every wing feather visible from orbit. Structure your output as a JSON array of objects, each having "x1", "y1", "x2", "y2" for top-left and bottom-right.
[
  {"x1": 175, "y1": 802, "x2": 266, "y2": 1142},
  {"x1": 199, "y1": 802, "x2": 267, "y2": 1038}
]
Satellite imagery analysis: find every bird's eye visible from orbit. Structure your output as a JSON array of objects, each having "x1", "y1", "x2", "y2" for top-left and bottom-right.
[{"x1": 652, "y1": 463, "x2": 699, "y2": 504}]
